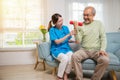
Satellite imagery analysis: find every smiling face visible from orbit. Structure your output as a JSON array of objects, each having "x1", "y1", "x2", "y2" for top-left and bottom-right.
[
  {"x1": 83, "y1": 7, "x2": 95, "y2": 24},
  {"x1": 55, "y1": 17, "x2": 63, "y2": 29},
  {"x1": 51, "y1": 13, "x2": 63, "y2": 29}
]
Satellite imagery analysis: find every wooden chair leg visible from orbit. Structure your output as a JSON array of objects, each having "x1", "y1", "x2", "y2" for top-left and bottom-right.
[
  {"x1": 52, "y1": 67, "x2": 57, "y2": 75},
  {"x1": 34, "y1": 60, "x2": 46, "y2": 71},
  {"x1": 43, "y1": 60, "x2": 46, "y2": 71},
  {"x1": 109, "y1": 70, "x2": 117, "y2": 80},
  {"x1": 34, "y1": 61, "x2": 39, "y2": 69}
]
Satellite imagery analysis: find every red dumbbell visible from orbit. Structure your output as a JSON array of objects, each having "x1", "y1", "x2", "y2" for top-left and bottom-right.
[{"x1": 69, "y1": 21, "x2": 83, "y2": 26}]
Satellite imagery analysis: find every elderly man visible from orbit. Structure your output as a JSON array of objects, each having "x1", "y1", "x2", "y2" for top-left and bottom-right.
[{"x1": 72, "y1": 6, "x2": 109, "y2": 80}]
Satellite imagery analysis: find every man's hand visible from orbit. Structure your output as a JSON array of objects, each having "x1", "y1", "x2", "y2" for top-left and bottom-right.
[
  {"x1": 73, "y1": 21, "x2": 78, "y2": 29},
  {"x1": 98, "y1": 50, "x2": 108, "y2": 57}
]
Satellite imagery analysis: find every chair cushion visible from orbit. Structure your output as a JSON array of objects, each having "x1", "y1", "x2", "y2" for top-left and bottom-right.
[
  {"x1": 69, "y1": 43, "x2": 80, "y2": 52},
  {"x1": 107, "y1": 53, "x2": 120, "y2": 71},
  {"x1": 45, "y1": 55, "x2": 59, "y2": 67},
  {"x1": 82, "y1": 59, "x2": 96, "y2": 70},
  {"x1": 106, "y1": 33, "x2": 120, "y2": 53},
  {"x1": 114, "y1": 49, "x2": 120, "y2": 60},
  {"x1": 108, "y1": 53, "x2": 120, "y2": 65},
  {"x1": 106, "y1": 43, "x2": 120, "y2": 53}
]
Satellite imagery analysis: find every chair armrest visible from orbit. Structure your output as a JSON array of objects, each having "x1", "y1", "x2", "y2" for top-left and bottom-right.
[
  {"x1": 34, "y1": 41, "x2": 41, "y2": 63},
  {"x1": 37, "y1": 42, "x2": 51, "y2": 59},
  {"x1": 114, "y1": 49, "x2": 120, "y2": 60}
]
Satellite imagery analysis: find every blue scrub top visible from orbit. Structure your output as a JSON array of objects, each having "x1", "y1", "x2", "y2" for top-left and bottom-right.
[{"x1": 49, "y1": 25, "x2": 72, "y2": 58}]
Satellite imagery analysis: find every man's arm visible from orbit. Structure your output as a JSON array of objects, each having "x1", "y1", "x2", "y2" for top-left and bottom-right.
[
  {"x1": 99, "y1": 22, "x2": 108, "y2": 56},
  {"x1": 100, "y1": 23, "x2": 107, "y2": 51},
  {"x1": 73, "y1": 21, "x2": 83, "y2": 44}
]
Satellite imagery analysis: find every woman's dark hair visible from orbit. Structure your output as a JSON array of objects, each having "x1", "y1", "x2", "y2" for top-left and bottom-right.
[{"x1": 48, "y1": 13, "x2": 62, "y2": 31}]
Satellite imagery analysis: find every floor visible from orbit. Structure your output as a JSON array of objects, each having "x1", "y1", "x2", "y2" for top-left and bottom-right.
[{"x1": 0, "y1": 64, "x2": 90, "y2": 80}]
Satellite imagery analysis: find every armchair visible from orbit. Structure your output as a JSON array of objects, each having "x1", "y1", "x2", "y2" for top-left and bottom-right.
[
  {"x1": 34, "y1": 41, "x2": 46, "y2": 71},
  {"x1": 34, "y1": 41, "x2": 59, "y2": 75},
  {"x1": 34, "y1": 32, "x2": 120, "y2": 80}
]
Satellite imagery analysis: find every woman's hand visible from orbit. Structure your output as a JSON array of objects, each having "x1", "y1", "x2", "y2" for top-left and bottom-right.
[{"x1": 70, "y1": 30, "x2": 76, "y2": 35}]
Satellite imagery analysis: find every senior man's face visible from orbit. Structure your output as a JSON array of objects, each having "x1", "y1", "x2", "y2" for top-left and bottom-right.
[{"x1": 83, "y1": 8, "x2": 94, "y2": 24}]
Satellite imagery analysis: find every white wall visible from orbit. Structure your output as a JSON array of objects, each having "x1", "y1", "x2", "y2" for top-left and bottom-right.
[
  {"x1": 46, "y1": 0, "x2": 66, "y2": 25},
  {"x1": 0, "y1": 49, "x2": 36, "y2": 66}
]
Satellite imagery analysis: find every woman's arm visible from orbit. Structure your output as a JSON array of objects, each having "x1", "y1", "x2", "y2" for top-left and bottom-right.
[{"x1": 55, "y1": 30, "x2": 75, "y2": 44}]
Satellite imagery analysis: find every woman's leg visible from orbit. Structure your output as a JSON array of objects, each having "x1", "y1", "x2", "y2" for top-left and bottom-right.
[
  {"x1": 65, "y1": 51, "x2": 73, "y2": 73},
  {"x1": 64, "y1": 51, "x2": 73, "y2": 80},
  {"x1": 57, "y1": 53, "x2": 69, "y2": 79},
  {"x1": 63, "y1": 72, "x2": 68, "y2": 80}
]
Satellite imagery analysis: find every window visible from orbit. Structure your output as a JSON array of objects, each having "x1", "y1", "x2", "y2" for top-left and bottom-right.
[
  {"x1": 0, "y1": 0, "x2": 46, "y2": 48},
  {"x1": 71, "y1": 2, "x2": 103, "y2": 22}
]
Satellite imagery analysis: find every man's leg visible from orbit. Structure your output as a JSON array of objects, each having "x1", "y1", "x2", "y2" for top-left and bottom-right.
[
  {"x1": 91, "y1": 52, "x2": 109, "y2": 80},
  {"x1": 72, "y1": 49, "x2": 89, "y2": 80}
]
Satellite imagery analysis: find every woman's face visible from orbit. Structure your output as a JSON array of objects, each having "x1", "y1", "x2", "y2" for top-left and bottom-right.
[{"x1": 55, "y1": 17, "x2": 63, "y2": 28}]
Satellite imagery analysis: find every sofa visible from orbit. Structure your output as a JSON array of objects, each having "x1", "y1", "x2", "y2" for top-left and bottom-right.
[{"x1": 36, "y1": 32, "x2": 120, "y2": 79}]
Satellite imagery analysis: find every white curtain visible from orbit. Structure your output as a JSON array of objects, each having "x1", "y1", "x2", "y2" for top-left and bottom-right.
[
  {"x1": 65, "y1": 0, "x2": 120, "y2": 32},
  {"x1": 103, "y1": 0, "x2": 120, "y2": 32}
]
